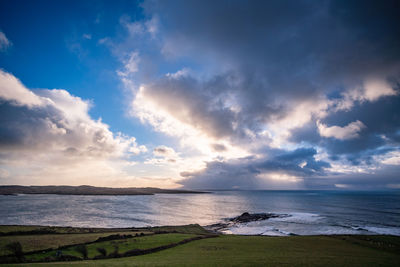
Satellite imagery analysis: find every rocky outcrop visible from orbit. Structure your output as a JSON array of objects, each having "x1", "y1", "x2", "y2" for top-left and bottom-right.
[
  {"x1": 205, "y1": 212, "x2": 290, "y2": 234},
  {"x1": 230, "y1": 212, "x2": 288, "y2": 223}
]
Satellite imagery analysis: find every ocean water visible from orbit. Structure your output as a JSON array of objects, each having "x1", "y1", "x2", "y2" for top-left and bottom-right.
[{"x1": 0, "y1": 190, "x2": 399, "y2": 236}]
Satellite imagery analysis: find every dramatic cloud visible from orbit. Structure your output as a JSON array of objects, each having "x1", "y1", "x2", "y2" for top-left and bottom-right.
[
  {"x1": 0, "y1": 70, "x2": 148, "y2": 186},
  {"x1": 135, "y1": 0, "x2": 399, "y2": 145},
  {"x1": 2, "y1": 0, "x2": 399, "y2": 189},
  {"x1": 125, "y1": 0, "x2": 400, "y2": 189},
  {"x1": 134, "y1": 73, "x2": 236, "y2": 139},
  {"x1": 181, "y1": 148, "x2": 330, "y2": 190},
  {"x1": 132, "y1": 72, "x2": 249, "y2": 160},
  {"x1": 0, "y1": 71, "x2": 42, "y2": 106}
]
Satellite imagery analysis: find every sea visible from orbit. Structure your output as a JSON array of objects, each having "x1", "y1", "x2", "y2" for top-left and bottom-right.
[{"x1": 0, "y1": 190, "x2": 399, "y2": 236}]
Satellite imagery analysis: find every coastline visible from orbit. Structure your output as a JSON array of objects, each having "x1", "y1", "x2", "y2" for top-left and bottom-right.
[
  {"x1": 1, "y1": 191, "x2": 399, "y2": 236},
  {"x1": 0, "y1": 185, "x2": 208, "y2": 196}
]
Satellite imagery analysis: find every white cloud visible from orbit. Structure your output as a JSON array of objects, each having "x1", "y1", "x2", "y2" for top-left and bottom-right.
[
  {"x1": 0, "y1": 70, "x2": 151, "y2": 187},
  {"x1": 0, "y1": 70, "x2": 43, "y2": 106},
  {"x1": 363, "y1": 79, "x2": 397, "y2": 101},
  {"x1": 128, "y1": 137, "x2": 148, "y2": 155},
  {"x1": 379, "y1": 151, "x2": 400, "y2": 165},
  {"x1": 132, "y1": 83, "x2": 249, "y2": 161},
  {"x1": 317, "y1": 120, "x2": 366, "y2": 140},
  {"x1": 335, "y1": 78, "x2": 397, "y2": 111},
  {"x1": 82, "y1": 33, "x2": 92, "y2": 40},
  {"x1": 266, "y1": 97, "x2": 330, "y2": 147},
  {"x1": 145, "y1": 16, "x2": 159, "y2": 38},
  {"x1": 265, "y1": 78, "x2": 396, "y2": 146},
  {"x1": 147, "y1": 145, "x2": 187, "y2": 165},
  {"x1": 335, "y1": 184, "x2": 350, "y2": 188},
  {"x1": 98, "y1": 37, "x2": 109, "y2": 45},
  {"x1": 120, "y1": 15, "x2": 158, "y2": 38},
  {"x1": 153, "y1": 145, "x2": 179, "y2": 158},
  {"x1": 0, "y1": 31, "x2": 11, "y2": 51},
  {"x1": 258, "y1": 172, "x2": 302, "y2": 183},
  {"x1": 327, "y1": 160, "x2": 377, "y2": 174},
  {"x1": 117, "y1": 51, "x2": 140, "y2": 77},
  {"x1": 121, "y1": 18, "x2": 145, "y2": 36}
]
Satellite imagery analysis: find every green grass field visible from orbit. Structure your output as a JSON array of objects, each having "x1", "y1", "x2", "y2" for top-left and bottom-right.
[
  {"x1": 0, "y1": 224, "x2": 208, "y2": 236},
  {"x1": 0, "y1": 225, "x2": 134, "y2": 235},
  {"x1": 25, "y1": 233, "x2": 199, "y2": 261},
  {"x1": 0, "y1": 225, "x2": 399, "y2": 266},
  {"x1": 0, "y1": 231, "x2": 150, "y2": 256}
]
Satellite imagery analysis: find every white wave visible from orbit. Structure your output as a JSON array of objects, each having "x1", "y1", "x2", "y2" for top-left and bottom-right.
[
  {"x1": 223, "y1": 220, "x2": 400, "y2": 236},
  {"x1": 220, "y1": 212, "x2": 393, "y2": 236},
  {"x1": 269, "y1": 212, "x2": 322, "y2": 223},
  {"x1": 222, "y1": 224, "x2": 289, "y2": 236},
  {"x1": 311, "y1": 226, "x2": 363, "y2": 235},
  {"x1": 363, "y1": 226, "x2": 400, "y2": 236}
]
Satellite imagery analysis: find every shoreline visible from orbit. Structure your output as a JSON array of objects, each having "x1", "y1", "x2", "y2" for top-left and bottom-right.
[
  {"x1": 0, "y1": 185, "x2": 208, "y2": 196},
  {"x1": 1, "y1": 193, "x2": 399, "y2": 237},
  {"x1": 1, "y1": 223, "x2": 399, "y2": 237}
]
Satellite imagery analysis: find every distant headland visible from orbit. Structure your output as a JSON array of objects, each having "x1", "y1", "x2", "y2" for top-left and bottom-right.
[{"x1": 0, "y1": 185, "x2": 207, "y2": 196}]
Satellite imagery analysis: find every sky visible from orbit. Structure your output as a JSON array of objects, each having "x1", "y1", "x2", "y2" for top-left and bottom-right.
[{"x1": 0, "y1": 0, "x2": 399, "y2": 190}]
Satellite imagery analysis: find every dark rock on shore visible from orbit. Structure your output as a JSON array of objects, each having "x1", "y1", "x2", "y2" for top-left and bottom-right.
[
  {"x1": 204, "y1": 223, "x2": 230, "y2": 233},
  {"x1": 205, "y1": 212, "x2": 291, "y2": 234},
  {"x1": 230, "y1": 212, "x2": 289, "y2": 223}
]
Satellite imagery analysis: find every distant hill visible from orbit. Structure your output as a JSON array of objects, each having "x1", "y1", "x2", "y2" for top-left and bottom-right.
[{"x1": 0, "y1": 185, "x2": 206, "y2": 195}]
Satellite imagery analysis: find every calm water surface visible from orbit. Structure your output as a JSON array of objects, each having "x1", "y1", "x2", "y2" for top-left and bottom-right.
[{"x1": 1, "y1": 190, "x2": 399, "y2": 236}]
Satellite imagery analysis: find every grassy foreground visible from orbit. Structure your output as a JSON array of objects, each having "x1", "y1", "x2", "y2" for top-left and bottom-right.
[
  {"x1": 0, "y1": 232, "x2": 150, "y2": 256},
  {"x1": 0, "y1": 225, "x2": 399, "y2": 266}
]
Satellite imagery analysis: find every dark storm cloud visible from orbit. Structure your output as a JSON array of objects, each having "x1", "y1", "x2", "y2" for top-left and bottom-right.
[
  {"x1": 180, "y1": 159, "x2": 261, "y2": 190},
  {"x1": 140, "y1": 74, "x2": 237, "y2": 139},
  {"x1": 181, "y1": 148, "x2": 330, "y2": 189},
  {"x1": 141, "y1": 0, "x2": 400, "y2": 140},
  {"x1": 303, "y1": 165, "x2": 400, "y2": 190},
  {"x1": 260, "y1": 148, "x2": 331, "y2": 175},
  {"x1": 290, "y1": 93, "x2": 400, "y2": 163},
  {"x1": 138, "y1": 0, "x2": 400, "y2": 188},
  {"x1": 323, "y1": 93, "x2": 400, "y2": 152},
  {"x1": 146, "y1": 0, "x2": 400, "y2": 86}
]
